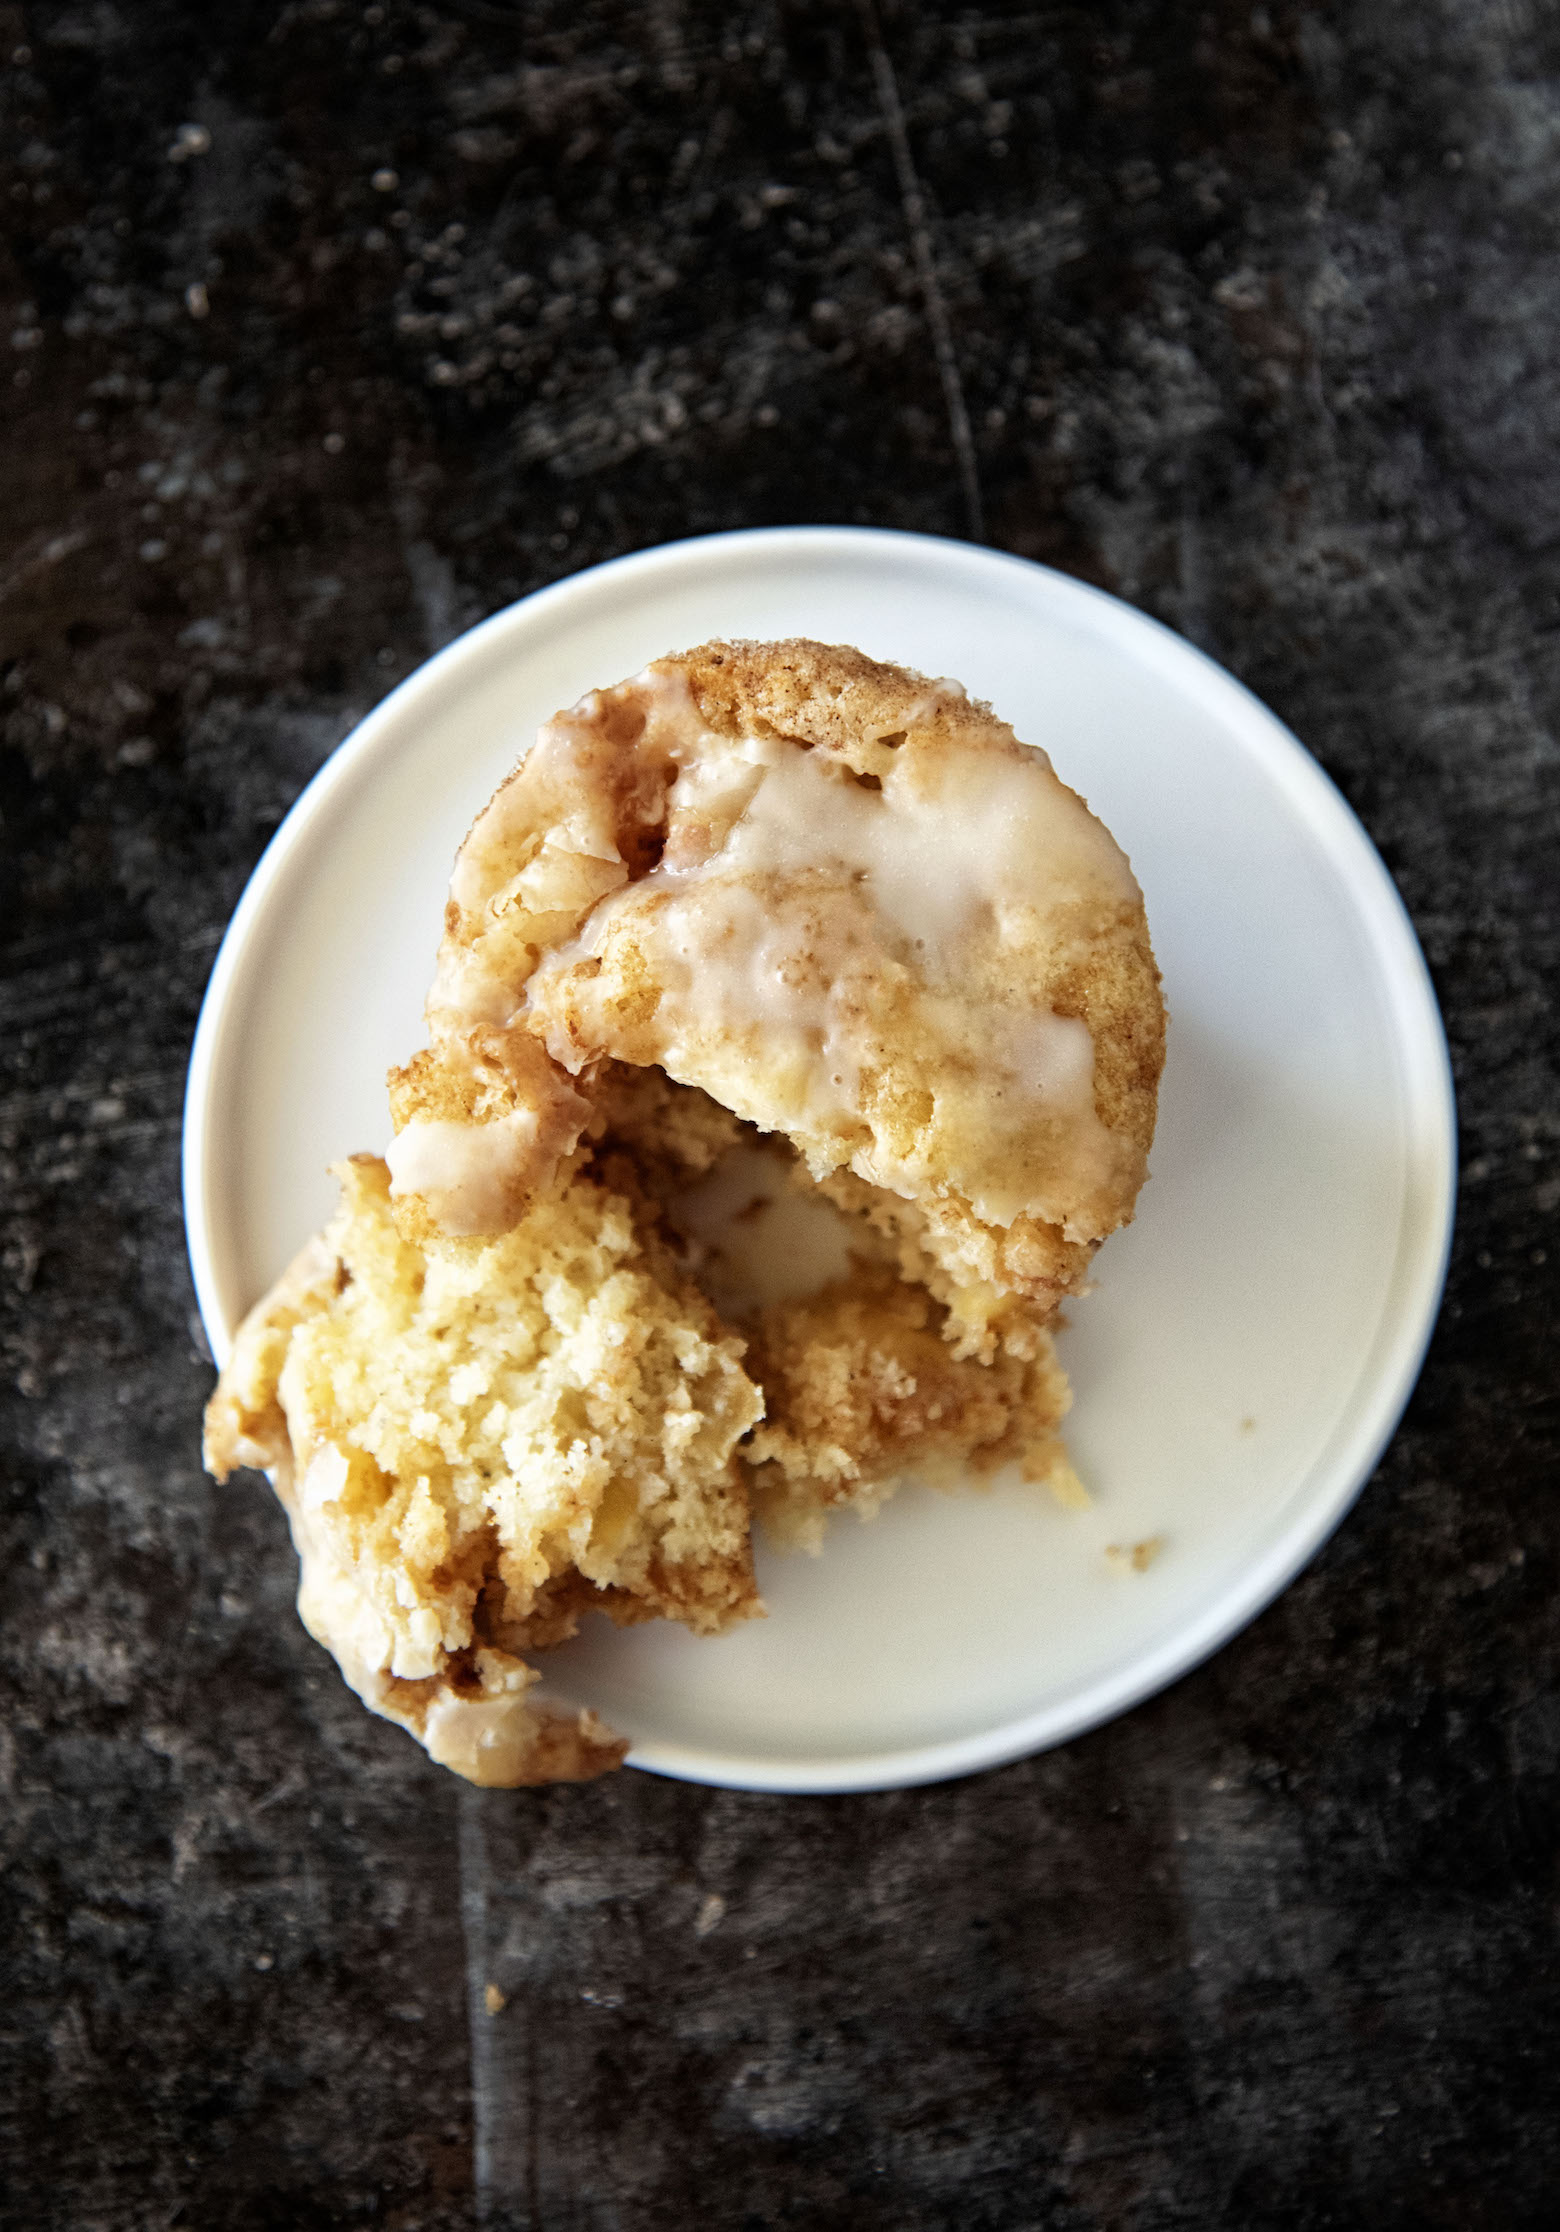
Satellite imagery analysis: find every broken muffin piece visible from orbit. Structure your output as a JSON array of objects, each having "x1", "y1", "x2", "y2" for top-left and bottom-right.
[
  {"x1": 744, "y1": 1263, "x2": 1076, "y2": 1552},
  {"x1": 204, "y1": 1153, "x2": 762, "y2": 1785},
  {"x1": 597, "y1": 1076, "x2": 1082, "y2": 1547}
]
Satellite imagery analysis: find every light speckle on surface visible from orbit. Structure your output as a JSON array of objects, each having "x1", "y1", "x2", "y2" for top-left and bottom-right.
[{"x1": 1106, "y1": 1537, "x2": 1166, "y2": 1575}]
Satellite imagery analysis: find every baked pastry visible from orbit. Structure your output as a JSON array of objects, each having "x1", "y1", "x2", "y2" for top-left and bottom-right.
[
  {"x1": 205, "y1": 641, "x2": 1164, "y2": 1787},
  {"x1": 388, "y1": 639, "x2": 1163, "y2": 1363},
  {"x1": 744, "y1": 1264, "x2": 1077, "y2": 1551},
  {"x1": 204, "y1": 1152, "x2": 761, "y2": 1785},
  {"x1": 588, "y1": 1077, "x2": 1080, "y2": 1551}
]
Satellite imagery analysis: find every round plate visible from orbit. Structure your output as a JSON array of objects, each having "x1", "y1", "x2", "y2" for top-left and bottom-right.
[{"x1": 184, "y1": 527, "x2": 1455, "y2": 1793}]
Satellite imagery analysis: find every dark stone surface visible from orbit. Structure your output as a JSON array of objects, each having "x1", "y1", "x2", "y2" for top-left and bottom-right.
[{"x1": 2, "y1": 2, "x2": 1556, "y2": 2225}]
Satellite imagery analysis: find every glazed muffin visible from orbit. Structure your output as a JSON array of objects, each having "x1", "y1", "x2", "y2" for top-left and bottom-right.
[
  {"x1": 387, "y1": 639, "x2": 1164, "y2": 1360},
  {"x1": 205, "y1": 642, "x2": 1164, "y2": 1787}
]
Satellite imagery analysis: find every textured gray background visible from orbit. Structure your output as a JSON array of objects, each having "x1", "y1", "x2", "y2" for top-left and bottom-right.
[{"x1": 2, "y1": 2, "x2": 1557, "y2": 2226}]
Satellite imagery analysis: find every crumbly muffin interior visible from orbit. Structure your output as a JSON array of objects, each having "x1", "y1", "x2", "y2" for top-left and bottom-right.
[
  {"x1": 596, "y1": 1073, "x2": 1079, "y2": 1551},
  {"x1": 205, "y1": 1151, "x2": 761, "y2": 1786},
  {"x1": 205, "y1": 1086, "x2": 1082, "y2": 1785}
]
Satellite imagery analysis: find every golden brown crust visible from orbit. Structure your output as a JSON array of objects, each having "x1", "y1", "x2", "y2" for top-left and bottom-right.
[
  {"x1": 678, "y1": 636, "x2": 1009, "y2": 763},
  {"x1": 204, "y1": 1231, "x2": 341, "y2": 1481}
]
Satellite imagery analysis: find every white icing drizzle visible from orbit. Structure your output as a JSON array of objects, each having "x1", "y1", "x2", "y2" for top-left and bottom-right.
[
  {"x1": 421, "y1": 1668, "x2": 538, "y2": 1784},
  {"x1": 685, "y1": 732, "x2": 1127, "y2": 975},
  {"x1": 411, "y1": 658, "x2": 1145, "y2": 1242},
  {"x1": 526, "y1": 698, "x2": 1137, "y2": 1233},
  {"x1": 668, "y1": 1143, "x2": 861, "y2": 1319},
  {"x1": 386, "y1": 1111, "x2": 542, "y2": 1236}
]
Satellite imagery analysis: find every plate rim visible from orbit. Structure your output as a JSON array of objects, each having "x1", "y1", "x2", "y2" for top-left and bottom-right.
[{"x1": 183, "y1": 524, "x2": 1457, "y2": 1794}]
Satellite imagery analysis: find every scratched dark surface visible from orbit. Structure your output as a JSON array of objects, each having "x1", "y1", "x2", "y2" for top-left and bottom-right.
[{"x1": 2, "y1": 2, "x2": 1557, "y2": 2226}]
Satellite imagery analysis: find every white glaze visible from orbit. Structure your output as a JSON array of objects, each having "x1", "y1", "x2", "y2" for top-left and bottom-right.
[
  {"x1": 524, "y1": 691, "x2": 1135, "y2": 1230},
  {"x1": 669, "y1": 1143, "x2": 863, "y2": 1319},
  {"x1": 386, "y1": 1110, "x2": 542, "y2": 1236},
  {"x1": 412, "y1": 658, "x2": 1143, "y2": 1241},
  {"x1": 680, "y1": 731, "x2": 1133, "y2": 978},
  {"x1": 421, "y1": 1665, "x2": 538, "y2": 1784}
]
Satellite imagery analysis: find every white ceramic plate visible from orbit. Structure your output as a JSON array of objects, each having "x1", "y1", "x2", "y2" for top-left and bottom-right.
[{"x1": 184, "y1": 527, "x2": 1455, "y2": 1793}]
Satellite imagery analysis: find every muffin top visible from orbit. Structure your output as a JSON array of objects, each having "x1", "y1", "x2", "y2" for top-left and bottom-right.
[{"x1": 387, "y1": 639, "x2": 1165, "y2": 1329}]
